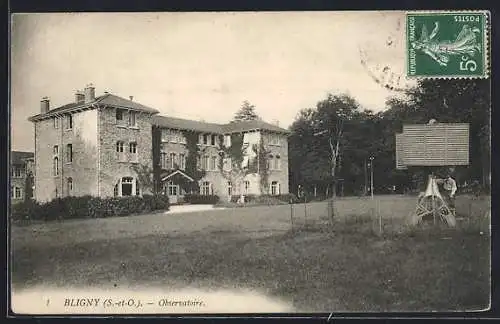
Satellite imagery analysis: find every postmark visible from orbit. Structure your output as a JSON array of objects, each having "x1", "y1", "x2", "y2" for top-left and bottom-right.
[
  {"x1": 406, "y1": 11, "x2": 489, "y2": 78},
  {"x1": 358, "y1": 12, "x2": 416, "y2": 93}
]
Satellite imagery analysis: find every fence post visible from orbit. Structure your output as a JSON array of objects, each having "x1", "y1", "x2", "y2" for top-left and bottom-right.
[
  {"x1": 378, "y1": 198, "x2": 382, "y2": 236},
  {"x1": 304, "y1": 195, "x2": 307, "y2": 226}
]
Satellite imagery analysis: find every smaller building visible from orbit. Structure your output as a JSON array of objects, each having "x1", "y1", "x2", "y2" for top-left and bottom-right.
[{"x1": 10, "y1": 151, "x2": 34, "y2": 204}]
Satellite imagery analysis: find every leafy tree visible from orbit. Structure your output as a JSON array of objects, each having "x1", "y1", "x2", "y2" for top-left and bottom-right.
[
  {"x1": 131, "y1": 163, "x2": 155, "y2": 195},
  {"x1": 289, "y1": 93, "x2": 363, "y2": 221},
  {"x1": 217, "y1": 133, "x2": 251, "y2": 202},
  {"x1": 288, "y1": 79, "x2": 490, "y2": 201},
  {"x1": 312, "y1": 94, "x2": 362, "y2": 200},
  {"x1": 289, "y1": 108, "x2": 331, "y2": 195},
  {"x1": 233, "y1": 100, "x2": 260, "y2": 122}
]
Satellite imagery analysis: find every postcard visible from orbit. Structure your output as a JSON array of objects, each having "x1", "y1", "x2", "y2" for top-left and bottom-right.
[{"x1": 10, "y1": 11, "x2": 491, "y2": 315}]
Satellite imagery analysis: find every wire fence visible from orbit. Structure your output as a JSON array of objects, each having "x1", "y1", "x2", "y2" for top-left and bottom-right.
[{"x1": 288, "y1": 194, "x2": 491, "y2": 235}]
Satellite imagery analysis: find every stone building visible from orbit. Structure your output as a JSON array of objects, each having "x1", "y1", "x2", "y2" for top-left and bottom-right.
[
  {"x1": 10, "y1": 151, "x2": 34, "y2": 204},
  {"x1": 28, "y1": 85, "x2": 289, "y2": 203},
  {"x1": 153, "y1": 116, "x2": 289, "y2": 203}
]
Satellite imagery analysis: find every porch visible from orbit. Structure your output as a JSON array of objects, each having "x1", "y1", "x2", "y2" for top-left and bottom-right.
[{"x1": 160, "y1": 169, "x2": 196, "y2": 204}]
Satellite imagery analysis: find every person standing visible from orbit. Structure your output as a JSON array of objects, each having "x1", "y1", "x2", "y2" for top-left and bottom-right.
[{"x1": 442, "y1": 174, "x2": 457, "y2": 211}]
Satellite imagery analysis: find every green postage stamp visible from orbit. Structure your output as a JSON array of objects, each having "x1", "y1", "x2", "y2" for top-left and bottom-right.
[{"x1": 406, "y1": 11, "x2": 489, "y2": 78}]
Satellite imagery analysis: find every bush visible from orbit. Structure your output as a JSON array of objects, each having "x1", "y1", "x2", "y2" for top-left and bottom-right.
[
  {"x1": 184, "y1": 194, "x2": 220, "y2": 205},
  {"x1": 226, "y1": 194, "x2": 299, "y2": 205},
  {"x1": 11, "y1": 194, "x2": 170, "y2": 223},
  {"x1": 11, "y1": 199, "x2": 41, "y2": 222}
]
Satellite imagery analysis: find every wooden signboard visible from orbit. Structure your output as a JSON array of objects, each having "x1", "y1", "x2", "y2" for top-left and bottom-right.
[{"x1": 396, "y1": 123, "x2": 469, "y2": 167}]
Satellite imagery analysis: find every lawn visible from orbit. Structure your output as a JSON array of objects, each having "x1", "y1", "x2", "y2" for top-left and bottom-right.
[{"x1": 11, "y1": 195, "x2": 491, "y2": 313}]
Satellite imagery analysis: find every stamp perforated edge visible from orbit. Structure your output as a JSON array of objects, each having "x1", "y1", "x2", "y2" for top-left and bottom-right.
[{"x1": 404, "y1": 10, "x2": 490, "y2": 80}]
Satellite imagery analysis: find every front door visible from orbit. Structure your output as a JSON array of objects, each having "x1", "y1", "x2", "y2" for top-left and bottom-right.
[{"x1": 167, "y1": 181, "x2": 179, "y2": 204}]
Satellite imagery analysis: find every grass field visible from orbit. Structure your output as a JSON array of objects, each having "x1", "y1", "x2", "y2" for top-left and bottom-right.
[{"x1": 11, "y1": 195, "x2": 491, "y2": 313}]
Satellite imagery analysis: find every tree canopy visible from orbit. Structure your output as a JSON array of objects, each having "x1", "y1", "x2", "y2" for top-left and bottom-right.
[
  {"x1": 288, "y1": 79, "x2": 490, "y2": 197},
  {"x1": 233, "y1": 100, "x2": 260, "y2": 122}
]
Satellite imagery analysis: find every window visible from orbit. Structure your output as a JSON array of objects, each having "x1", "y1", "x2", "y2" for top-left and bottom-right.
[
  {"x1": 169, "y1": 153, "x2": 177, "y2": 169},
  {"x1": 12, "y1": 186, "x2": 22, "y2": 199},
  {"x1": 12, "y1": 166, "x2": 23, "y2": 178},
  {"x1": 161, "y1": 151, "x2": 168, "y2": 169},
  {"x1": 129, "y1": 142, "x2": 137, "y2": 153},
  {"x1": 66, "y1": 144, "x2": 73, "y2": 163},
  {"x1": 270, "y1": 134, "x2": 280, "y2": 146},
  {"x1": 179, "y1": 134, "x2": 187, "y2": 144},
  {"x1": 227, "y1": 181, "x2": 232, "y2": 196},
  {"x1": 54, "y1": 117, "x2": 59, "y2": 129},
  {"x1": 135, "y1": 180, "x2": 140, "y2": 196},
  {"x1": 129, "y1": 142, "x2": 138, "y2": 162},
  {"x1": 224, "y1": 135, "x2": 231, "y2": 147},
  {"x1": 211, "y1": 134, "x2": 216, "y2": 146},
  {"x1": 167, "y1": 181, "x2": 178, "y2": 196},
  {"x1": 202, "y1": 155, "x2": 209, "y2": 170},
  {"x1": 274, "y1": 156, "x2": 281, "y2": 170},
  {"x1": 66, "y1": 114, "x2": 73, "y2": 129},
  {"x1": 170, "y1": 131, "x2": 178, "y2": 143},
  {"x1": 210, "y1": 156, "x2": 217, "y2": 171},
  {"x1": 203, "y1": 134, "x2": 208, "y2": 145},
  {"x1": 267, "y1": 155, "x2": 272, "y2": 170},
  {"x1": 53, "y1": 145, "x2": 59, "y2": 156},
  {"x1": 116, "y1": 141, "x2": 125, "y2": 153},
  {"x1": 67, "y1": 177, "x2": 73, "y2": 195},
  {"x1": 271, "y1": 181, "x2": 279, "y2": 195},
  {"x1": 179, "y1": 153, "x2": 186, "y2": 170},
  {"x1": 128, "y1": 111, "x2": 137, "y2": 127},
  {"x1": 121, "y1": 177, "x2": 133, "y2": 196},
  {"x1": 116, "y1": 109, "x2": 123, "y2": 121},
  {"x1": 116, "y1": 141, "x2": 125, "y2": 161},
  {"x1": 53, "y1": 157, "x2": 59, "y2": 176},
  {"x1": 244, "y1": 180, "x2": 250, "y2": 194},
  {"x1": 201, "y1": 181, "x2": 211, "y2": 195},
  {"x1": 161, "y1": 129, "x2": 169, "y2": 142}
]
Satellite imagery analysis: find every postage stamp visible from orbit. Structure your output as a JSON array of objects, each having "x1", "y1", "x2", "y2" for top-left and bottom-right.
[{"x1": 406, "y1": 11, "x2": 489, "y2": 78}]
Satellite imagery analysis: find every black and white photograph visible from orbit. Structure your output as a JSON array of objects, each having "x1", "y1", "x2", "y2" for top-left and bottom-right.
[{"x1": 9, "y1": 11, "x2": 491, "y2": 314}]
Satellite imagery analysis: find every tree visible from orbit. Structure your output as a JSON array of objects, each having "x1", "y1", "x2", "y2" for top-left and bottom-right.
[
  {"x1": 313, "y1": 94, "x2": 362, "y2": 200},
  {"x1": 233, "y1": 100, "x2": 260, "y2": 122},
  {"x1": 289, "y1": 108, "x2": 331, "y2": 196},
  {"x1": 288, "y1": 94, "x2": 362, "y2": 222},
  {"x1": 385, "y1": 79, "x2": 490, "y2": 189},
  {"x1": 131, "y1": 163, "x2": 155, "y2": 195},
  {"x1": 218, "y1": 133, "x2": 249, "y2": 202}
]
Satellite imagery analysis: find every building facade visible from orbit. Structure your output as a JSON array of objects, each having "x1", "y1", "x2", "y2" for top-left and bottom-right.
[
  {"x1": 10, "y1": 151, "x2": 34, "y2": 204},
  {"x1": 152, "y1": 116, "x2": 289, "y2": 203},
  {"x1": 28, "y1": 85, "x2": 290, "y2": 203}
]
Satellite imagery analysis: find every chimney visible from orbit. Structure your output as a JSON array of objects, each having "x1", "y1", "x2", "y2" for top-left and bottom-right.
[
  {"x1": 75, "y1": 90, "x2": 85, "y2": 103},
  {"x1": 40, "y1": 97, "x2": 50, "y2": 114},
  {"x1": 84, "y1": 83, "x2": 95, "y2": 103},
  {"x1": 129, "y1": 96, "x2": 134, "y2": 101},
  {"x1": 273, "y1": 119, "x2": 280, "y2": 127}
]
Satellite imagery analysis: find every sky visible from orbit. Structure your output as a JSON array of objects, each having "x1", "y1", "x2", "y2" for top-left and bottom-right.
[{"x1": 11, "y1": 11, "x2": 412, "y2": 151}]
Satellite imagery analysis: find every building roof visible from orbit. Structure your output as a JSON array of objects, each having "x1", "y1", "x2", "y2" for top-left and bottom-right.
[
  {"x1": 27, "y1": 89, "x2": 289, "y2": 134},
  {"x1": 153, "y1": 116, "x2": 290, "y2": 134},
  {"x1": 222, "y1": 119, "x2": 290, "y2": 134},
  {"x1": 153, "y1": 115, "x2": 225, "y2": 133},
  {"x1": 11, "y1": 151, "x2": 34, "y2": 164},
  {"x1": 28, "y1": 93, "x2": 159, "y2": 122},
  {"x1": 98, "y1": 94, "x2": 159, "y2": 114}
]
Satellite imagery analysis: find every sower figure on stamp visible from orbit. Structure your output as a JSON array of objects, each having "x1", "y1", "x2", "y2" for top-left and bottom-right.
[{"x1": 440, "y1": 174, "x2": 457, "y2": 214}]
